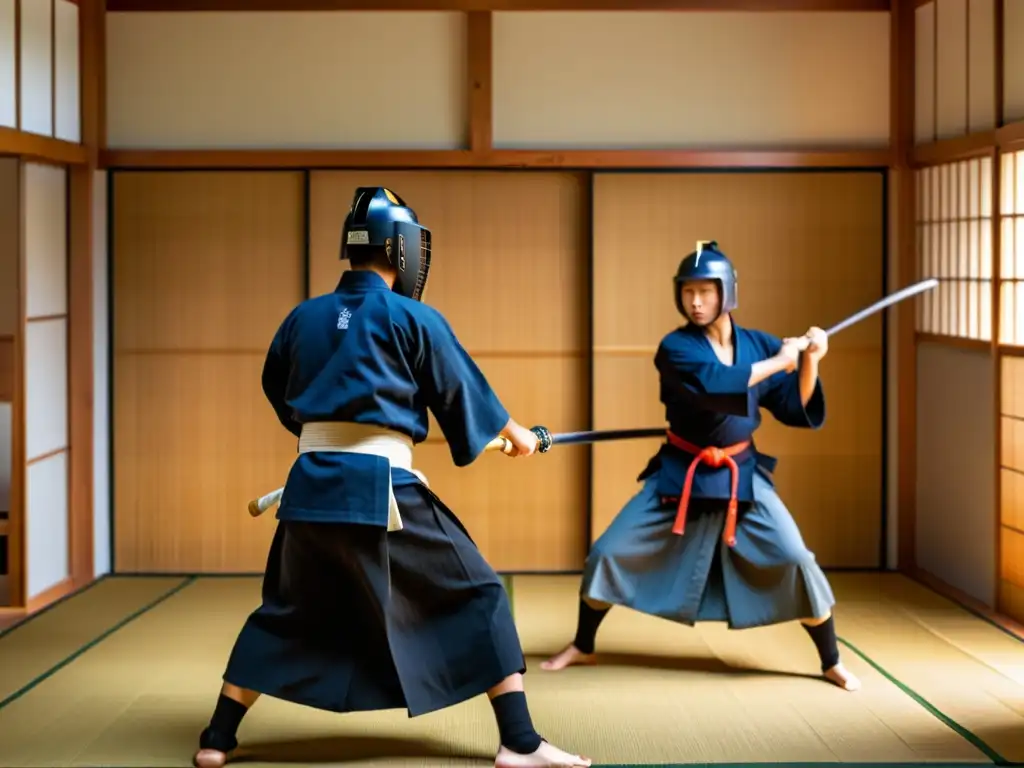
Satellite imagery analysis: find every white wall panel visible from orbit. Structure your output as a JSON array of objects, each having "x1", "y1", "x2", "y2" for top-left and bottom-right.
[
  {"x1": 18, "y1": 0, "x2": 52, "y2": 137},
  {"x1": 967, "y1": 0, "x2": 996, "y2": 131},
  {"x1": 54, "y1": 0, "x2": 80, "y2": 143},
  {"x1": 935, "y1": 0, "x2": 968, "y2": 139},
  {"x1": 1006, "y1": 0, "x2": 1024, "y2": 123},
  {"x1": 0, "y1": 0, "x2": 15, "y2": 129},
  {"x1": 25, "y1": 450, "x2": 68, "y2": 598},
  {"x1": 492, "y1": 11, "x2": 889, "y2": 149},
  {"x1": 92, "y1": 170, "x2": 108, "y2": 577},
  {"x1": 105, "y1": 11, "x2": 467, "y2": 149},
  {"x1": 915, "y1": 2, "x2": 937, "y2": 144},
  {"x1": 916, "y1": 343, "x2": 996, "y2": 606},
  {"x1": 24, "y1": 317, "x2": 67, "y2": 461},
  {"x1": 24, "y1": 162, "x2": 67, "y2": 319}
]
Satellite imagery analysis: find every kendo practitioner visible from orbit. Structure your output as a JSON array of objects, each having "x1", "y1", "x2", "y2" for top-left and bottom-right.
[
  {"x1": 193, "y1": 187, "x2": 592, "y2": 768},
  {"x1": 541, "y1": 241, "x2": 861, "y2": 693}
]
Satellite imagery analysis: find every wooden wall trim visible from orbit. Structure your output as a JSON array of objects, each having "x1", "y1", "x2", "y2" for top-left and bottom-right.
[
  {"x1": 66, "y1": 0, "x2": 103, "y2": 589},
  {"x1": 0, "y1": 128, "x2": 89, "y2": 166},
  {"x1": 104, "y1": 0, "x2": 891, "y2": 11},
  {"x1": 893, "y1": 0, "x2": 917, "y2": 572},
  {"x1": 910, "y1": 120, "x2": 1024, "y2": 166},
  {"x1": 98, "y1": 148, "x2": 893, "y2": 170},
  {"x1": 9, "y1": 160, "x2": 26, "y2": 608},
  {"x1": 0, "y1": 335, "x2": 12, "y2": 402},
  {"x1": 466, "y1": 11, "x2": 492, "y2": 154}
]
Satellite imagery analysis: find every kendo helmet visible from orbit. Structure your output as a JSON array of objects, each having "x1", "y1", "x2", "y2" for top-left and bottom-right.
[
  {"x1": 673, "y1": 240, "x2": 738, "y2": 321},
  {"x1": 340, "y1": 187, "x2": 432, "y2": 301}
]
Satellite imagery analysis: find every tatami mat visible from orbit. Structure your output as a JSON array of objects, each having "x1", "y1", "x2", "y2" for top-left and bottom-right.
[
  {"x1": 0, "y1": 572, "x2": 1020, "y2": 767},
  {"x1": 0, "y1": 576, "x2": 190, "y2": 707}
]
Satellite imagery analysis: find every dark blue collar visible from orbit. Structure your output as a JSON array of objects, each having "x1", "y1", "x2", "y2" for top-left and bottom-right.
[{"x1": 336, "y1": 269, "x2": 392, "y2": 294}]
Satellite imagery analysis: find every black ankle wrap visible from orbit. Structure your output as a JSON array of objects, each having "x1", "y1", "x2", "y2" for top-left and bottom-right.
[
  {"x1": 803, "y1": 616, "x2": 840, "y2": 672},
  {"x1": 199, "y1": 694, "x2": 248, "y2": 753},
  {"x1": 572, "y1": 599, "x2": 610, "y2": 655},
  {"x1": 491, "y1": 691, "x2": 543, "y2": 754}
]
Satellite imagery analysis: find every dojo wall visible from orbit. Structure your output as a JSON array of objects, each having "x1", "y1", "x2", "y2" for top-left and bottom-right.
[
  {"x1": 110, "y1": 169, "x2": 886, "y2": 573},
  {"x1": 105, "y1": 8, "x2": 894, "y2": 574},
  {"x1": 103, "y1": 10, "x2": 890, "y2": 151}
]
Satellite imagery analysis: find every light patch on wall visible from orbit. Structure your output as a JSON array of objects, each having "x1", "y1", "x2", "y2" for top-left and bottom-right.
[
  {"x1": 492, "y1": 11, "x2": 890, "y2": 149},
  {"x1": 105, "y1": 12, "x2": 467, "y2": 149}
]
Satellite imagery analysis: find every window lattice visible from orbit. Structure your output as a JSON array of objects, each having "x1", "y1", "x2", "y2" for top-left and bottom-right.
[
  {"x1": 1000, "y1": 150, "x2": 1024, "y2": 346},
  {"x1": 915, "y1": 157, "x2": 994, "y2": 341}
]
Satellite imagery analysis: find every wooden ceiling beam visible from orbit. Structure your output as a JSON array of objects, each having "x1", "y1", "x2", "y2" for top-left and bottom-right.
[
  {"x1": 99, "y1": 147, "x2": 891, "y2": 169},
  {"x1": 105, "y1": 0, "x2": 889, "y2": 12}
]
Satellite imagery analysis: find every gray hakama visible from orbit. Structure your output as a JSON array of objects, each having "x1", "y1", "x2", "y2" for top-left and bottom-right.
[
  {"x1": 581, "y1": 466, "x2": 835, "y2": 630},
  {"x1": 223, "y1": 483, "x2": 526, "y2": 717}
]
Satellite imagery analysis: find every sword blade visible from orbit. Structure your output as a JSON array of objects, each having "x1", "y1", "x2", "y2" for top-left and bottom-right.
[
  {"x1": 548, "y1": 428, "x2": 666, "y2": 446},
  {"x1": 825, "y1": 278, "x2": 938, "y2": 338}
]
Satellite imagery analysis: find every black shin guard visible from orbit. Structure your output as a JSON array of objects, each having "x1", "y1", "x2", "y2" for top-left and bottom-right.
[
  {"x1": 490, "y1": 691, "x2": 543, "y2": 754},
  {"x1": 803, "y1": 616, "x2": 840, "y2": 672},
  {"x1": 572, "y1": 599, "x2": 610, "y2": 655},
  {"x1": 199, "y1": 694, "x2": 249, "y2": 753}
]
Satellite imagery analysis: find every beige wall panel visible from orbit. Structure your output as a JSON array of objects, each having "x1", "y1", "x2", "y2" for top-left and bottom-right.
[
  {"x1": 916, "y1": 2, "x2": 937, "y2": 144},
  {"x1": 93, "y1": 170, "x2": 109, "y2": 576},
  {"x1": 18, "y1": 0, "x2": 52, "y2": 136},
  {"x1": 1006, "y1": 0, "x2": 1024, "y2": 123},
  {"x1": 24, "y1": 162, "x2": 67, "y2": 319},
  {"x1": 0, "y1": 158, "x2": 19, "y2": 337},
  {"x1": 24, "y1": 318, "x2": 67, "y2": 461},
  {"x1": 0, "y1": 0, "x2": 14, "y2": 128},
  {"x1": 412, "y1": 355, "x2": 589, "y2": 571},
  {"x1": 25, "y1": 451, "x2": 68, "y2": 597},
  {"x1": 916, "y1": 342, "x2": 995, "y2": 607},
  {"x1": 592, "y1": 172, "x2": 884, "y2": 567},
  {"x1": 491, "y1": 11, "x2": 889, "y2": 149},
  {"x1": 113, "y1": 172, "x2": 304, "y2": 352},
  {"x1": 936, "y1": 0, "x2": 969, "y2": 138},
  {"x1": 105, "y1": 12, "x2": 467, "y2": 150},
  {"x1": 968, "y1": 0, "x2": 997, "y2": 132},
  {"x1": 54, "y1": 0, "x2": 79, "y2": 143},
  {"x1": 309, "y1": 171, "x2": 588, "y2": 352},
  {"x1": 112, "y1": 171, "x2": 305, "y2": 572},
  {"x1": 113, "y1": 353, "x2": 295, "y2": 572},
  {"x1": 309, "y1": 170, "x2": 590, "y2": 570}
]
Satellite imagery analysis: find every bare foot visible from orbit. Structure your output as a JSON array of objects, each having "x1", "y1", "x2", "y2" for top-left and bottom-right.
[
  {"x1": 495, "y1": 741, "x2": 592, "y2": 767},
  {"x1": 193, "y1": 748, "x2": 231, "y2": 768},
  {"x1": 823, "y1": 662, "x2": 861, "y2": 691},
  {"x1": 539, "y1": 644, "x2": 596, "y2": 671}
]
